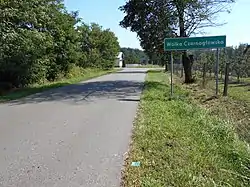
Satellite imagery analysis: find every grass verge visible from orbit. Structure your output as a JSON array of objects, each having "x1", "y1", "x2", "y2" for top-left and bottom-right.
[
  {"x1": 122, "y1": 71, "x2": 250, "y2": 187},
  {"x1": 0, "y1": 68, "x2": 116, "y2": 102},
  {"x1": 178, "y1": 74, "x2": 250, "y2": 143},
  {"x1": 193, "y1": 72, "x2": 250, "y2": 103}
]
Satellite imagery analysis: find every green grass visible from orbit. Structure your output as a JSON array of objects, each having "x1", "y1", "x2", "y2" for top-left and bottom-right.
[
  {"x1": 122, "y1": 71, "x2": 250, "y2": 187},
  {"x1": 203, "y1": 79, "x2": 250, "y2": 104},
  {"x1": 0, "y1": 68, "x2": 116, "y2": 102},
  {"x1": 194, "y1": 72, "x2": 250, "y2": 103},
  {"x1": 223, "y1": 83, "x2": 249, "y2": 103},
  {"x1": 175, "y1": 72, "x2": 250, "y2": 145},
  {"x1": 223, "y1": 78, "x2": 250, "y2": 103}
]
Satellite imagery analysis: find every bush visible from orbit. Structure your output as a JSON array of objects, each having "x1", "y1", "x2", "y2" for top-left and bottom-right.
[{"x1": 0, "y1": 0, "x2": 120, "y2": 88}]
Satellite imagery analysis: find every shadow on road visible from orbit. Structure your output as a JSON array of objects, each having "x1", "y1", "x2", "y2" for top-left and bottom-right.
[
  {"x1": 113, "y1": 71, "x2": 147, "y2": 74},
  {"x1": 118, "y1": 98, "x2": 141, "y2": 102},
  {"x1": 8, "y1": 80, "x2": 144, "y2": 105}
]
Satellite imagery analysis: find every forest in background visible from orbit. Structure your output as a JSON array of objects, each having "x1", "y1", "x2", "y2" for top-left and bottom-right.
[{"x1": 120, "y1": 47, "x2": 149, "y2": 64}]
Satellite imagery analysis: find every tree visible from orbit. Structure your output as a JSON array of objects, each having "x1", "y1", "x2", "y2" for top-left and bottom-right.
[
  {"x1": 119, "y1": 1, "x2": 175, "y2": 69},
  {"x1": 191, "y1": 44, "x2": 249, "y2": 84},
  {"x1": 244, "y1": 46, "x2": 250, "y2": 77},
  {"x1": 77, "y1": 23, "x2": 120, "y2": 69},
  {"x1": 120, "y1": 48, "x2": 148, "y2": 64},
  {"x1": 119, "y1": 0, "x2": 235, "y2": 83},
  {"x1": 0, "y1": 0, "x2": 120, "y2": 90},
  {"x1": 99, "y1": 29, "x2": 120, "y2": 69},
  {"x1": 46, "y1": 5, "x2": 81, "y2": 81},
  {"x1": 231, "y1": 44, "x2": 249, "y2": 82},
  {"x1": 0, "y1": 0, "x2": 57, "y2": 86}
]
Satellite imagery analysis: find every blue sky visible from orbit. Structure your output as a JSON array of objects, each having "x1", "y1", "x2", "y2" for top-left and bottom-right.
[{"x1": 64, "y1": 0, "x2": 250, "y2": 49}]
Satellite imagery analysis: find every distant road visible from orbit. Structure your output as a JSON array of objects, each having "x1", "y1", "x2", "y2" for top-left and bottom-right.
[
  {"x1": 0, "y1": 68, "x2": 148, "y2": 187},
  {"x1": 126, "y1": 64, "x2": 141, "y2": 67}
]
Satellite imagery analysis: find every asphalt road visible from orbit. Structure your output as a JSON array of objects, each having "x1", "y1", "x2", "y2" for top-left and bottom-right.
[{"x1": 0, "y1": 68, "x2": 149, "y2": 187}]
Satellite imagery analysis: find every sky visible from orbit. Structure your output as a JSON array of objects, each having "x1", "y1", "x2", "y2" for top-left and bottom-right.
[{"x1": 64, "y1": 0, "x2": 250, "y2": 50}]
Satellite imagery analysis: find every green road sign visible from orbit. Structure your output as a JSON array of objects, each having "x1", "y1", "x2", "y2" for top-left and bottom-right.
[{"x1": 164, "y1": 35, "x2": 226, "y2": 51}]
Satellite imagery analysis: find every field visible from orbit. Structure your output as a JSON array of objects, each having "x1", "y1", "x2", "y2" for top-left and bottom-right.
[{"x1": 122, "y1": 70, "x2": 250, "y2": 187}]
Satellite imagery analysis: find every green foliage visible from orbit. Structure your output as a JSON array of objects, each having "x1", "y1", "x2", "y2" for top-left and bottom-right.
[
  {"x1": 119, "y1": 0, "x2": 235, "y2": 82},
  {"x1": 119, "y1": 1, "x2": 173, "y2": 65},
  {"x1": 231, "y1": 44, "x2": 250, "y2": 79},
  {"x1": 120, "y1": 47, "x2": 148, "y2": 64},
  {"x1": 77, "y1": 23, "x2": 120, "y2": 69},
  {"x1": 122, "y1": 71, "x2": 250, "y2": 187},
  {"x1": 0, "y1": 0, "x2": 120, "y2": 90},
  {"x1": 193, "y1": 44, "x2": 250, "y2": 81}
]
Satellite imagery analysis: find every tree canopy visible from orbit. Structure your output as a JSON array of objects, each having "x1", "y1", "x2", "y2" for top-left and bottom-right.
[
  {"x1": 0, "y1": 0, "x2": 120, "y2": 89},
  {"x1": 119, "y1": 0, "x2": 235, "y2": 83},
  {"x1": 193, "y1": 44, "x2": 250, "y2": 82}
]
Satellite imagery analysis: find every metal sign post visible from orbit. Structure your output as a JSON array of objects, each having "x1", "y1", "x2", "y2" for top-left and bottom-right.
[
  {"x1": 164, "y1": 35, "x2": 226, "y2": 97},
  {"x1": 170, "y1": 52, "x2": 173, "y2": 97},
  {"x1": 180, "y1": 53, "x2": 183, "y2": 78},
  {"x1": 215, "y1": 48, "x2": 219, "y2": 95}
]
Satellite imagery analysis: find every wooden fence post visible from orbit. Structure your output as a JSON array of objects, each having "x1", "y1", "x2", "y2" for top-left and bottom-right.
[
  {"x1": 223, "y1": 63, "x2": 230, "y2": 96},
  {"x1": 202, "y1": 63, "x2": 206, "y2": 88}
]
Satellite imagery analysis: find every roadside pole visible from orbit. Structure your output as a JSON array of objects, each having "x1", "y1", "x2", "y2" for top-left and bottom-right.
[
  {"x1": 180, "y1": 53, "x2": 183, "y2": 78},
  {"x1": 202, "y1": 63, "x2": 206, "y2": 88},
  {"x1": 170, "y1": 51, "x2": 173, "y2": 97},
  {"x1": 164, "y1": 36, "x2": 226, "y2": 97},
  {"x1": 216, "y1": 48, "x2": 219, "y2": 95},
  {"x1": 223, "y1": 62, "x2": 230, "y2": 96}
]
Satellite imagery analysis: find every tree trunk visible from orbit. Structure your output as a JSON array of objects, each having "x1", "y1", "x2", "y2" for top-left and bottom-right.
[
  {"x1": 165, "y1": 64, "x2": 168, "y2": 72},
  {"x1": 182, "y1": 52, "x2": 194, "y2": 83},
  {"x1": 164, "y1": 52, "x2": 169, "y2": 72},
  {"x1": 237, "y1": 74, "x2": 240, "y2": 83},
  {"x1": 179, "y1": 7, "x2": 193, "y2": 83}
]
